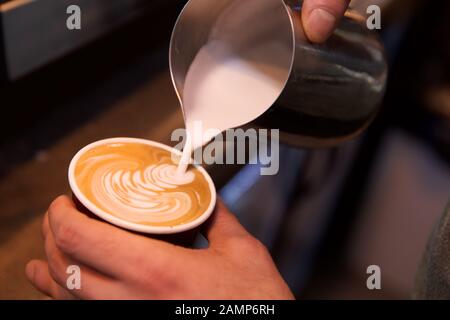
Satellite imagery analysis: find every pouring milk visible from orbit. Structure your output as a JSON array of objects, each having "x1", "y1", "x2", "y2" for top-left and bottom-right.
[{"x1": 176, "y1": 39, "x2": 292, "y2": 175}]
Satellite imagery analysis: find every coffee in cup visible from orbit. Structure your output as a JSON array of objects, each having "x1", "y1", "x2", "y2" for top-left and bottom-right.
[{"x1": 68, "y1": 138, "x2": 216, "y2": 242}]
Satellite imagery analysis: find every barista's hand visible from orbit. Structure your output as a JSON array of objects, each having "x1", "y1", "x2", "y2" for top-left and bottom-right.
[
  {"x1": 302, "y1": 0, "x2": 350, "y2": 43},
  {"x1": 26, "y1": 196, "x2": 294, "y2": 300}
]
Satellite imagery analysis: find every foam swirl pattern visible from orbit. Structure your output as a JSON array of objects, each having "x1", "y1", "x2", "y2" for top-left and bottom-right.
[{"x1": 75, "y1": 143, "x2": 212, "y2": 226}]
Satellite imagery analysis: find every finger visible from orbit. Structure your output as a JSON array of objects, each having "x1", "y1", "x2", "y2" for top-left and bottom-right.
[
  {"x1": 44, "y1": 228, "x2": 122, "y2": 300},
  {"x1": 201, "y1": 199, "x2": 249, "y2": 247},
  {"x1": 26, "y1": 260, "x2": 75, "y2": 300},
  {"x1": 47, "y1": 196, "x2": 179, "y2": 279},
  {"x1": 302, "y1": 0, "x2": 350, "y2": 43}
]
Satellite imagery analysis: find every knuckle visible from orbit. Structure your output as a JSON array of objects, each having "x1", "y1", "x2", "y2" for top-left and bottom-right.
[
  {"x1": 48, "y1": 196, "x2": 66, "y2": 215},
  {"x1": 239, "y1": 236, "x2": 269, "y2": 257},
  {"x1": 54, "y1": 222, "x2": 79, "y2": 253}
]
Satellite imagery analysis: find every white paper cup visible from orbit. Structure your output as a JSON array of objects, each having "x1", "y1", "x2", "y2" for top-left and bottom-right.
[{"x1": 68, "y1": 137, "x2": 217, "y2": 245}]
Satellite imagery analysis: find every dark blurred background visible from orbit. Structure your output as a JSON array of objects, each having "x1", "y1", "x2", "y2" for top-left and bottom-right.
[{"x1": 0, "y1": 0, "x2": 449, "y2": 299}]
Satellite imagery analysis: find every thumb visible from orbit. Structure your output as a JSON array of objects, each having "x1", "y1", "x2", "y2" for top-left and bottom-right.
[
  {"x1": 202, "y1": 199, "x2": 249, "y2": 247},
  {"x1": 302, "y1": 0, "x2": 350, "y2": 43}
]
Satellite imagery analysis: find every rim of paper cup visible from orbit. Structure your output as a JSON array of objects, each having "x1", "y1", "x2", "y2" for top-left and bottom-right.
[{"x1": 68, "y1": 137, "x2": 217, "y2": 235}]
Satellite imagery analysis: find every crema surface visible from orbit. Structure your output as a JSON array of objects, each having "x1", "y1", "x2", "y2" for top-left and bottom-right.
[{"x1": 75, "y1": 143, "x2": 211, "y2": 226}]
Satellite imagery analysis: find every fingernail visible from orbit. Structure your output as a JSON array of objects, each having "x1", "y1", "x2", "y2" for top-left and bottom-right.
[{"x1": 307, "y1": 8, "x2": 336, "y2": 43}]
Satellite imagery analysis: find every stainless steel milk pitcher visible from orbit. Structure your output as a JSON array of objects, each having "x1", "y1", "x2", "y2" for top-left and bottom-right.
[{"x1": 170, "y1": 0, "x2": 388, "y2": 148}]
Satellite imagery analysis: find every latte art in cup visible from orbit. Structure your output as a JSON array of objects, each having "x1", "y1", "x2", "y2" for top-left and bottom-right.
[{"x1": 71, "y1": 140, "x2": 213, "y2": 228}]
